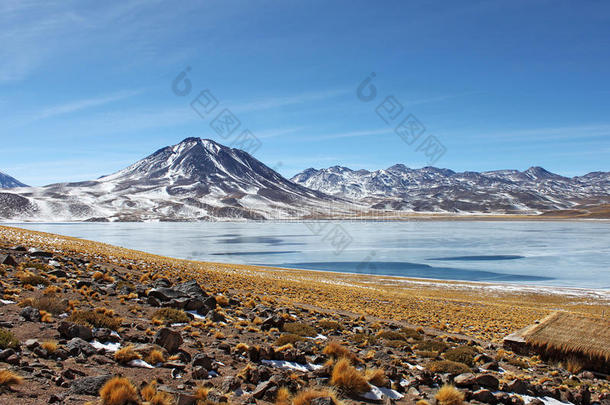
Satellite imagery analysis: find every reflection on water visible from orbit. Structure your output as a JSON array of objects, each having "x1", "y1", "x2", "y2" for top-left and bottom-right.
[{"x1": 10, "y1": 221, "x2": 610, "y2": 289}]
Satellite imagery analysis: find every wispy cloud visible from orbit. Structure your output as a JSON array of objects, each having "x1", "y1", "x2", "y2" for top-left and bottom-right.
[
  {"x1": 465, "y1": 123, "x2": 610, "y2": 142},
  {"x1": 303, "y1": 128, "x2": 393, "y2": 141},
  {"x1": 36, "y1": 89, "x2": 143, "y2": 120},
  {"x1": 231, "y1": 89, "x2": 349, "y2": 113}
]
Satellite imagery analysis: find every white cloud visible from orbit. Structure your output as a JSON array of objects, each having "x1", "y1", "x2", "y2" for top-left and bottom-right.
[
  {"x1": 36, "y1": 89, "x2": 143, "y2": 120},
  {"x1": 230, "y1": 89, "x2": 349, "y2": 113}
]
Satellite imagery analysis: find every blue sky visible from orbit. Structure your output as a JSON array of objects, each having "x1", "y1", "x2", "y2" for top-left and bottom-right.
[{"x1": 1, "y1": 0, "x2": 609, "y2": 186}]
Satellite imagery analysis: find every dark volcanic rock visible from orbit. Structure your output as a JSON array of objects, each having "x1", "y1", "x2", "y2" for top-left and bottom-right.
[
  {"x1": 58, "y1": 321, "x2": 93, "y2": 341},
  {"x1": 154, "y1": 328, "x2": 183, "y2": 353},
  {"x1": 70, "y1": 375, "x2": 112, "y2": 395}
]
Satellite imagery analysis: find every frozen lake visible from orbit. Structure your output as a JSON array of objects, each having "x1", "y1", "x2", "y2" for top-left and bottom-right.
[{"x1": 11, "y1": 220, "x2": 610, "y2": 289}]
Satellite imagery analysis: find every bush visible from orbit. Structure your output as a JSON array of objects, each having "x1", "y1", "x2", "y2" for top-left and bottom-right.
[
  {"x1": 0, "y1": 329, "x2": 19, "y2": 350},
  {"x1": 145, "y1": 349, "x2": 165, "y2": 365},
  {"x1": 350, "y1": 333, "x2": 378, "y2": 346},
  {"x1": 22, "y1": 261, "x2": 49, "y2": 271},
  {"x1": 41, "y1": 341, "x2": 59, "y2": 354},
  {"x1": 19, "y1": 273, "x2": 50, "y2": 286},
  {"x1": 99, "y1": 376, "x2": 139, "y2": 405},
  {"x1": 377, "y1": 330, "x2": 406, "y2": 341},
  {"x1": 275, "y1": 334, "x2": 304, "y2": 346},
  {"x1": 0, "y1": 369, "x2": 23, "y2": 388},
  {"x1": 115, "y1": 345, "x2": 141, "y2": 365},
  {"x1": 417, "y1": 340, "x2": 449, "y2": 353},
  {"x1": 283, "y1": 322, "x2": 317, "y2": 337},
  {"x1": 400, "y1": 327, "x2": 423, "y2": 340},
  {"x1": 323, "y1": 342, "x2": 362, "y2": 364},
  {"x1": 68, "y1": 309, "x2": 122, "y2": 330},
  {"x1": 330, "y1": 358, "x2": 370, "y2": 394},
  {"x1": 318, "y1": 320, "x2": 342, "y2": 331},
  {"x1": 365, "y1": 368, "x2": 388, "y2": 387},
  {"x1": 33, "y1": 295, "x2": 68, "y2": 315},
  {"x1": 426, "y1": 360, "x2": 471, "y2": 375},
  {"x1": 385, "y1": 339, "x2": 408, "y2": 348},
  {"x1": 292, "y1": 388, "x2": 341, "y2": 405},
  {"x1": 152, "y1": 308, "x2": 190, "y2": 324},
  {"x1": 444, "y1": 346, "x2": 477, "y2": 367},
  {"x1": 435, "y1": 384, "x2": 464, "y2": 405}
]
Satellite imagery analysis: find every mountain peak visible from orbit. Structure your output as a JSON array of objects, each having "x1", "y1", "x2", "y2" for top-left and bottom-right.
[{"x1": 0, "y1": 171, "x2": 28, "y2": 188}]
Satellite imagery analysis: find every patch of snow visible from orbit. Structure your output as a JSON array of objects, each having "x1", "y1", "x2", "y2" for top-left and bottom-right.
[
  {"x1": 128, "y1": 359, "x2": 154, "y2": 368},
  {"x1": 261, "y1": 360, "x2": 322, "y2": 372},
  {"x1": 90, "y1": 340, "x2": 121, "y2": 352},
  {"x1": 0, "y1": 299, "x2": 15, "y2": 305}
]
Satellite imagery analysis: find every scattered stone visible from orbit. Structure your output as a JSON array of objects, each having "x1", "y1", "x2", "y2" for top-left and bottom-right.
[
  {"x1": 58, "y1": 321, "x2": 93, "y2": 341},
  {"x1": 20, "y1": 306, "x2": 41, "y2": 322},
  {"x1": 154, "y1": 328, "x2": 183, "y2": 353},
  {"x1": 70, "y1": 375, "x2": 112, "y2": 395}
]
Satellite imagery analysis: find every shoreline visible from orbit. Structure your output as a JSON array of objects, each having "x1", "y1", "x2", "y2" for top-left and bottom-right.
[{"x1": 1, "y1": 224, "x2": 607, "y2": 342}]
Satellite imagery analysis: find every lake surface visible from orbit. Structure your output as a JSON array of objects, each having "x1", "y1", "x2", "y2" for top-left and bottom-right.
[{"x1": 11, "y1": 221, "x2": 610, "y2": 289}]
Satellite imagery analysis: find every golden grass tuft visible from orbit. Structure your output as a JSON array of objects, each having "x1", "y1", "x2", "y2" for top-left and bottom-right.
[
  {"x1": 275, "y1": 387, "x2": 292, "y2": 405},
  {"x1": 99, "y1": 376, "x2": 139, "y2": 405},
  {"x1": 141, "y1": 381, "x2": 157, "y2": 401},
  {"x1": 435, "y1": 384, "x2": 464, "y2": 405},
  {"x1": 146, "y1": 349, "x2": 165, "y2": 365},
  {"x1": 323, "y1": 341, "x2": 361, "y2": 364},
  {"x1": 215, "y1": 295, "x2": 230, "y2": 307},
  {"x1": 0, "y1": 369, "x2": 23, "y2": 388},
  {"x1": 150, "y1": 391, "x2": 174, "y2": 405},
  {"x1": 114, "y1": 345, "x2": 141, "y2": 364},
  {"x1": 68, "y1": 309, "x2": 122, "y2": 330},
  {"x1": 41, "y1": 340, "x2": 58, "y2": 354},
  {"x1": 152, "y1": 308, "x2": 190, "y2": 324},
  {"x1": 330, "y1": 357, "x2": 370, "y2": 394},
  {"x1": 365, "y1": 368, "x2": 388, "y2": 387},
  {"x1": 292, "y1": 388, "x2": 342, "y2": 405}
]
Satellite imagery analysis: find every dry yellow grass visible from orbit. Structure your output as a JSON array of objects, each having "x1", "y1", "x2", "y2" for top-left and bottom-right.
[
  {"x1": 323, "y1": 342, "x2": 361, "y2": 364},
  {"x1": 0, "y1": 369, "x2": 23, "y2": 388},
  {"x1": 292, "y1": 388, "x2": 342, "y2": 405},
  {"x1": 99, "y1": 376, "x2": 139, "y2": 405},
  {"x1": 114, "y1": 345, "x2": 141, "y2": 364},
  {"x1": 146, "y1": 349, "x2": 165, "y2": 365},
  {"x1": 365, "y1": 368, "x2": 388, "y2": 387},
  {"x1": 330, "y1": 358, "x2": 370, "y2": 394},
  {"x1": 275, "y1": 387, "x2": 292, "y2": 405},
  {"x1": 41, "y1": 340, "x2": 58, "y2": 354},
  {"x1": 435, "y1": 384, "x2": 465, "y2": 405}
]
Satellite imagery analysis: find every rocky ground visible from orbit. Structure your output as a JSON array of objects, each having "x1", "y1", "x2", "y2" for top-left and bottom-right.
[{"x1": 0, "y1": 236, "x2": 609, "y2": 405}]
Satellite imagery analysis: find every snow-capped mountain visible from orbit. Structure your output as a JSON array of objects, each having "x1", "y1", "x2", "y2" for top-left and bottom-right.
[
  {"x1": 291, "y1": 165, "x2": 610, "y2": 214},
  {"x1": 0, "y1": 171, "x2": 27, "y2": 188},
  {"x1": 0, "y1": 138, "x2": 343, "y2": 222}
]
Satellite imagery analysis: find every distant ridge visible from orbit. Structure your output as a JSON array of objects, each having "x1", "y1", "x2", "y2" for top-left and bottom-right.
[
  {"x1": 0, "y1": 171, "x2": 27, "y2": 188},
  {"x1": 291, "y1": 165, "x2": 610, "y2": 213}
]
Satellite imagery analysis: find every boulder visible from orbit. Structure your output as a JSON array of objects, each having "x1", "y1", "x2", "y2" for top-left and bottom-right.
[
  {"x1": 471, "y1": 389, "x2": 498, "y2": 404},
  {"x1": 20, "y1": 306, "x2": 41, "y2": 322},
  {"x1": 70, "y1": 375, "x2": 112, "y2": 395},
  {"x1": 0, "y1": 254, "x2": 17, "y2": 266},
  {"x1": 58, "y1": 321, "x2": 93, "y2": 341},
  {"x1": 154, "y1": 328, "x2": 182, "y2": 353},
  {"x1": 66, "y1": 338, "x2": 96, "y2": 357}
]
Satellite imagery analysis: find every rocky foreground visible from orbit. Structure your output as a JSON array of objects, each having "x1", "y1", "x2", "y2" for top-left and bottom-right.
[{"x1": 0, "y1": 236, "x2": 609, "y2": 404}]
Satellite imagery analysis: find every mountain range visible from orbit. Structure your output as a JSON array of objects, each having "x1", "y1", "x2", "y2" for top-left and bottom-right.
[
  {"x1": 1, "y1": 137, "x2": 608, "y2": 221},
  {"x1": 290, "y1": 165, "x2": 610, "y2": 214}
]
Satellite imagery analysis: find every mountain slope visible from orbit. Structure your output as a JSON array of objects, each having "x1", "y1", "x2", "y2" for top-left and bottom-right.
[
  {"x1": 0, "y1": 171, "x2": 28, "y2": 188},
  {"x1": 1, "y1": 138, "x2": 341, "y2": 221},
  {"x1": 291, "y1": 165, "x2": 610, "y2": 214}
]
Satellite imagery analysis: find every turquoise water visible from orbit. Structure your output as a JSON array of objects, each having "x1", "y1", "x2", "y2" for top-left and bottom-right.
[{"x1": 11, "y1": 221, "x2": 610, "y2": 289}]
